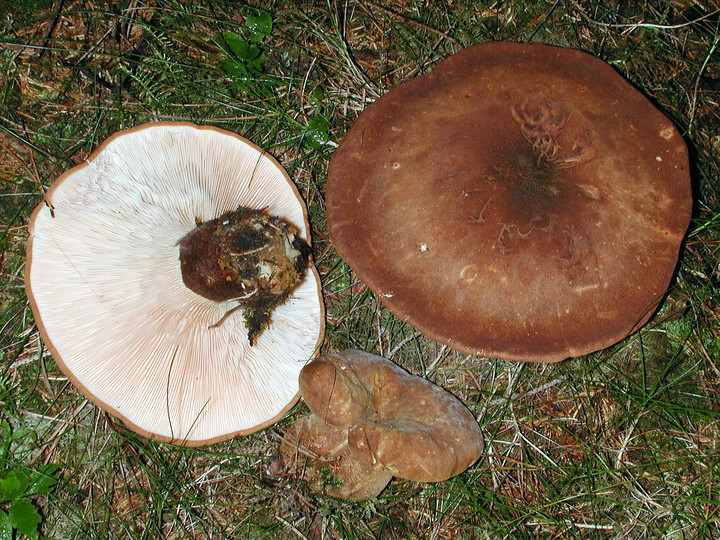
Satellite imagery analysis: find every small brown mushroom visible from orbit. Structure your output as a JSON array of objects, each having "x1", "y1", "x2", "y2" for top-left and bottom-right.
[
  {"x1": 279, "y1": 350, "x2": 483, "y2": 499},
  {"x1": 326, "y1": 42, "x2": 693, "y2": 363}
]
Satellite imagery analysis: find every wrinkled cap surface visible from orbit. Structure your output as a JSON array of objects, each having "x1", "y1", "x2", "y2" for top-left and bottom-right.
[
  {"x1": 327, "y1": 42, "x2": 692, "y2": 362},
  {"x1": 300, "y1": 350, "x2": 484, "y2": 483},
  {"x1": 26, "y1": 122, "x2": 324, "y2": 445}
]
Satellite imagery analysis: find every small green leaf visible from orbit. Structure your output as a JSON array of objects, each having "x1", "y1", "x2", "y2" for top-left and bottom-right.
[
  {"x1": 0, "y1": 468, "x2": 29, "y2": 501},
  {"x1": 221, "y1": 31, "x2": 261, "y2": 63},
  {"x1": 27, "y1": 464, "x2": 61, "y2": 496},
  {"x1": 221, "y1": 58, "x2": 248, "y2": 78},
  {"x1": 0, "y1": 509, "x2": 12, "y2": 540},
  {"x1": 309, "y1": 88, "x2": 326, "y2": 111},
  {"x1": 248, "y1": 50, "x2": 265, "y2": 71},
  {"x1": 240, "y1": 43, "x2": 262, "y2": 63},
  {"x1": 246, "y1": 11, "x2": 272, "y2": 42},
  {"x1": 303, "y1": 116, "x2": 330, "y2": 149},
  {"x1": 0, "y1": 422, "x2": 11, "y2": 467},
  {"x1": 220, "y1": 30, "x2": 242, "y2": 49},
  {"x1": 10, "y1": 429, "x2": 35, "y2": 443},
  {"x1": 8, "y1": 498, "x2": 41, "y2": 540}
]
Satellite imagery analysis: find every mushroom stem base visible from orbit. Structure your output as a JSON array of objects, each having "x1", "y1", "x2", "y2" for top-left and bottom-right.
[{"x1": 178, "y1": 207, "x2": 311, "y2": 344}]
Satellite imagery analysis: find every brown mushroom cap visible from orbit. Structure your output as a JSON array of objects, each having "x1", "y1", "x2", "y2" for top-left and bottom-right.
[
  {"x1": 326, "y1": 42, "x2": 692, "y2": 362},
  {"x1": 298, "y1": 350, "x2": 483, "y2": 483}
]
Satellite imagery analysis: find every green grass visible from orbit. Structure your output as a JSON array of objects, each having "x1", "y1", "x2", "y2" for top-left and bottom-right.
[{"x1": 1, "y1": 0, "x2": 719, "y2": 538}]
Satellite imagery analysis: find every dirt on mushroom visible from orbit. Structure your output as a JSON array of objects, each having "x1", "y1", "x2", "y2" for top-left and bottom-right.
[
  {"x1": 178, "y1": 206, "x2": 312, "y2": 343},
  {"x1": 278, "y1": 350, "x2": 483, "y2": 500}
]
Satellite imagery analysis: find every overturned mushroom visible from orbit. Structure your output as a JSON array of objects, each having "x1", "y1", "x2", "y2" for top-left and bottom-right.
[
  {"x1": 279, "y1": 350, "x2": 483, "y2": 499},
  {"x1": 327, "y1": 42, "x2": 693, "y2": 362},
  {"x1": 26, "y1": 122, "x2": 324, "y2": 445}
]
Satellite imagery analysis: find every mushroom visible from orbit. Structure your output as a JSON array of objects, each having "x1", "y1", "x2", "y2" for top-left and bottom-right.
[
  {"x1": 25, "y1": 122, "x2": 325, "y2": 445},
  {"x1": 326, "y1": 42, "x2": 692, "y2": 363},
  {"x1": 279, "y1": 350, "x2": 483, "y2": 500}
]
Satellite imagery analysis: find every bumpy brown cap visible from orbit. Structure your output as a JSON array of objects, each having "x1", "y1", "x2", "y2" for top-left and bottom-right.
[
  {"x1": 326, "y1": 42, "x2": 692, "y2": 362},
  {"x1": 26, "y1": 122, "x2": 324, "y2": 445},
  {"x1": 287, "y1": 349, "x2": 483, "y2": 489}
]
